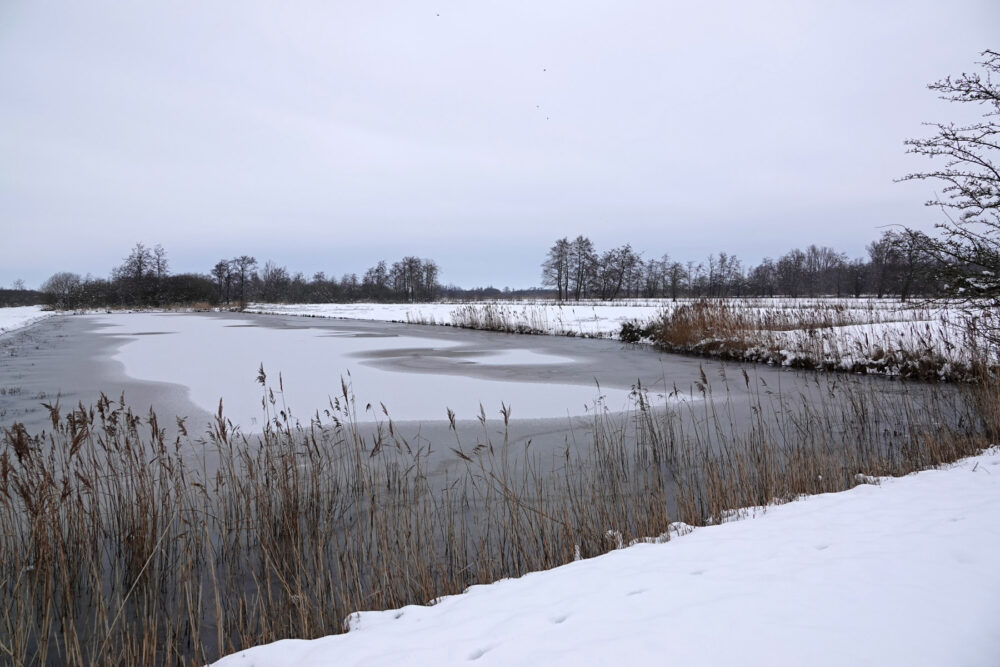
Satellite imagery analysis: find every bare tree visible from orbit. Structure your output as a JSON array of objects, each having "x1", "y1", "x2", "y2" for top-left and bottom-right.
[
  {"x1": 901, "y1": 50, "x2": 1000, "y2": 338},
  {"x1": 804, "y1": 245, "x2": 845, "y2": 297},
  {"x1": 888, "y1": 229, "x2": 934, "y2": 302},
  {"x1": 363, "y1": 260, "x2": 391, "y2": 301},
  {"x1": 568, "y1": 236, "x2": 597, "y2": 301},
  {"x1": 666, "y1": 261, "x2": 686, "y2": 301},
  {"x1": 867, "y1": 233, "x2": 899, "y2": 298},
  {"x1": 117, "y1": 243, "x2": 152, "y2": 282},
  {"x1": 259, "y1": 260, "x2": 290, "y2": 302},
  {"x1": 642, "y1": 255, "x2": 668, "y2": 298},
  {"x1": 211, "y1": 260, "x2": 232, "y2": 304},
  {"x1": 776, "y1": 249, "x2": 806, "y2": 297},
  {"x1": 390, "y1": 257, "x2": 422, "y2": 301},
  {"x1": 748, "y1": 258, "x2": 776, "y2": 297},
  {"x1": 845, "y1": 258, "x2": 868, "y2": 298},
  {"x1": 112, "y1": 242, "x2": 156, "y2": 304},
  {"x1": 340, "y1": 272, "x2": 360, "y2": 300},
  {"x1": 594, "y1": 244, "x2": 640, "y2": 300},
  {"x1": 232, "y1": 255, "x2": 258, "y2": 309},
  {"x1": 41, "y1": 272, "x2": 82, "y2": 308},
  {"x1": 152, "y1": 244, "x2": 169, "y2": 280},
  {"x1": 421, "y1": 260, "x2": 440, "y2": 300},
  {"x1": 542, "y1": 237, "x2": 571, "y2": 301},
  {"x1": 685, "y1": 260, "x2": 699, "y2": 295},
  {"x1": 712, "y1": 252, "x2": 742, "y2": 297}
]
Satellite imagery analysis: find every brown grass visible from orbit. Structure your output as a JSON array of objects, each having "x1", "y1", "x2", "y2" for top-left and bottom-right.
[
  {"x1": 0, "y1": 369, "x2": 995, "y2": 665},
  {"x1": 647, "y1": 299, "x2": 994, "y2": 381},
  {"x1": 440, "y1": 298, "x2": 994, "y2": 380}
]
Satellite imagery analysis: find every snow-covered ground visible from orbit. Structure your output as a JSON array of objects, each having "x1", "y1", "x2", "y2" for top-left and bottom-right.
[
  {"x1": 0, "y1": 305, "x2": 54, "y2": 336},
  {"x1": 246, "y1": 298, "x2": 951, "y2": 339},
  {"x1": 214, "y1": 449, "x2": 1000, "y2": 667},
  {"x1": 246, "y1": 301, "x2": 653, "y2": 337}
]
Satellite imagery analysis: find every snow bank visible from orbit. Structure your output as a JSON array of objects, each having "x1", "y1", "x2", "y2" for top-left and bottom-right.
[
  {"x1": 214, "y1": 449, "x2": 1000, "y2": 667},
  {"x1": 246, "y1": 298, "x2": 953, "y2": 340},
  {"x1": 246, "y1": 301, "x2": 657, "y2": 338},
  {"x1": 0, "y1": 305, "x2": 55, "y2": 336}
]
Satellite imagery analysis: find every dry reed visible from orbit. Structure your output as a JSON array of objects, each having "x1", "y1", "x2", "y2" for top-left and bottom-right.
[{"x1": 0, "y1": 367, "x2": 996, "y2": 665}]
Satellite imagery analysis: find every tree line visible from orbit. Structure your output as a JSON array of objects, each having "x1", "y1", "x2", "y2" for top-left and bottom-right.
[
  {"x1": 541, "y1": 229, "x2": 941, "y2": 301},
  {"x1": 543, "y1": 49, "x2": 1000, "y2": 318},
  {"x1": 39, "y1": 244, "x2": 444, "y2": 309},
  {"x1": 0, "y1": 279, "x2": 42, "y2": 307},
  {"x1": 541, "y1": 48, "x2": 1000, "y2": 310},
  {"x1": 33, "y1": 227, "x2": 949, "y2": 310},
  {"x1": 40, "y1": 243, "x2": 216, "y2": 310},
  {"x1": 209, "y1": 255, "x2": 442, "y2": 307}
]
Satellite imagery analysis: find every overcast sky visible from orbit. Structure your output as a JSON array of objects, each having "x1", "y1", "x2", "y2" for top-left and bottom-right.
[{"x1": 1, "y1": 1, "x2": 998, "y2": 289}]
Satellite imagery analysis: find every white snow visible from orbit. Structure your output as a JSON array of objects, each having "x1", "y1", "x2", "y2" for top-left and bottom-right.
[
  {"x1": 246, "y1": 302, "x2": 463, "y2": 327},
  {"x1": 247, "y1": 301, "x2": 664, "y2": 337},
  {"x1": 214, "y1": 449, "x2": 1000, "y2": 667},
  {"x1": 0, "y1": 305, "x2": 54, "y2": 336},
  {"x1": 246, "y1": 298, "x2": 954, "y2": 339},
  {"x1": 97, "y1": 313, "x2": 630, "y2": 426}
]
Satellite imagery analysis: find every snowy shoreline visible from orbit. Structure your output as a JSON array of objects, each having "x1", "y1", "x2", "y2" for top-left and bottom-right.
[
  {"x1": 247, "y1": 298, "x2": 985, "y2": 381},
  {"x1": 0, "y1": 305, "x2": 55, "y2": 336},
  {"x1": 215, "y1": 449, "x2": 1000, "y2": 666}
]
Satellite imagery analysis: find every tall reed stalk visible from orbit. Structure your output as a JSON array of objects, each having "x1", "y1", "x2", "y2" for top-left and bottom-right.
[{"x1": 1, "y1": 369, "x2": 995, "y2": 665}]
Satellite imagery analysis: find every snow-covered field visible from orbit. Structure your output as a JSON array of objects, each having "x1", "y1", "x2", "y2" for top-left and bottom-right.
[
  {"x1": 215, "y1": 448, "x2": 1000, "y2": 667},
  {"x1": 246, "y1": 298, "x2": 950, "y2": 339},
  {"x1": 0, "y1": 305, "x2": 54, "y2": 336},
  {"x1": 247, "y1": 300, "x2": 669, "y2": 337}
]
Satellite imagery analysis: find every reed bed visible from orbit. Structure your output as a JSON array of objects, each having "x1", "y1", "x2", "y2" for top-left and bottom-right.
[
  {"x1": 0, "y1": 368, "x2": 996, "y2": 666},
  {"x1": 251, "y1": 298, "x2": 994, "y2": 379},
  {"x1": 643, "y1": 299, "x2": 994, "y2": 381},
  {"x1": 447, "y1": 303, "x2": 556, "y2": 335},
  {"x1": 443, "y1": 298, "x2": 993, "y2": 380}
]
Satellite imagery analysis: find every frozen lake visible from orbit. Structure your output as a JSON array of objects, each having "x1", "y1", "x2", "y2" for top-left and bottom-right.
[
  {"x1": 101, "y1": 312, "x2": 632, "y2": 425},
  {"x1": 2, "y1": 311, "x2": 694, "y2": 433},
  {"x1": 1, "y1": 310, "x2": 935, "y2": 474}
]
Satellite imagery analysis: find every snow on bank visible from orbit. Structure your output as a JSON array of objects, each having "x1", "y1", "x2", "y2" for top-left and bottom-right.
[
  {"x1": 246, "y1": 301, "x2": 653, "y2": 337},
  {"x1": 0, "y1": 305, "x2": 55, "y2": 336},
  {"x1": 214, "y1": 449, "x2": 1000, "y2": 667},
  {"x1": 246, "y1": 299, "x2": 952, "y2": 340}
]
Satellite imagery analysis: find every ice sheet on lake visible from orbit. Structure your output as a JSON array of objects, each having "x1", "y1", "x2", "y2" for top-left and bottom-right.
[{"x1": 98, "y1": 313, "x2": 627, "y2": 426}]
